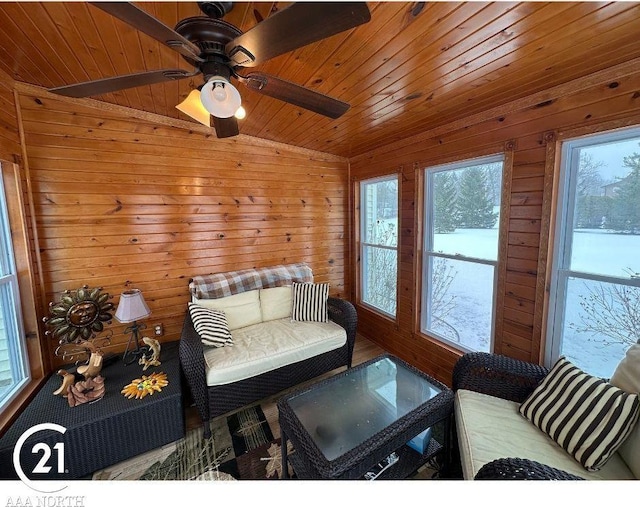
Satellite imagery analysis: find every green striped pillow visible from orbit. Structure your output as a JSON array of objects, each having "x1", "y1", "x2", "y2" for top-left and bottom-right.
[{"x1": 519, "y1": 356, "x2": 640, "y2": 471}]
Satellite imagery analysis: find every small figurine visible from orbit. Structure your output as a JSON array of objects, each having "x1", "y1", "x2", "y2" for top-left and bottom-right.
[
  {"x1": 53, "y1": 369, "x2": 76, "y2": 396},
  {"x1": 67, "y1": 375, "x2": 106, "y2": 407},
  {"x1": 138, "y1": 337, "x2": 161, "y2": 371},
  {"x1": 76, "y1": 349, "x2": 104, "y2": 379}
]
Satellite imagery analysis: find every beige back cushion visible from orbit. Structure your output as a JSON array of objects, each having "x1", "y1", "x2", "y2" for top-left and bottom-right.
[
  {"x1": 610, "y1": 343, "x2": 640, "y2": 479},
  {"x1": 259, "y1": 286, "x2": 292, "y2": 322},
  {"x1": 193, "y1": 290, "x2": 262, "y2": 331}
]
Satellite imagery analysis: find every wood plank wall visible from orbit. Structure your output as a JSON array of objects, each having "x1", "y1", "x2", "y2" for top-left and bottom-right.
[
  {"x1": 349, "y1": 66, "x2": 640, "y2": 386},
  {"x1": 0, "y1": 69, "x2": 19, "y2": 160},
  {"x1": 15, "y1": 90, "x2": 349, "y2": 367}
]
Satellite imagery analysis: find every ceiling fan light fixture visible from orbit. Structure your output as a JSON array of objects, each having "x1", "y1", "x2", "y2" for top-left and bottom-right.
[
  {"x1": 200, "y1": 76, "x2": 241, "y2": 118},
  {"x1": 175, "y1": 89, "x2": 211, "y2": 127}
]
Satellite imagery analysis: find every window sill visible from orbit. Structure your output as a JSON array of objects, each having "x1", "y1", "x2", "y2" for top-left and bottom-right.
[
  {"x1": 356, "y1": 302, "x2": 398, "y2": 326},
  {"x1": 416, "y1": 329, "x2": 466, "y2": 359},
  {"x1": 0, "y1": 376, "x2": 46, "y2": 438}
]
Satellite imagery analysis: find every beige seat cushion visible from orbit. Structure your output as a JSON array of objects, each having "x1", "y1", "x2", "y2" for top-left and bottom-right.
[
  {"x1": 609, "y1": 343, "x2": 640, "y2": 479},
  {"x1": 193, "y1": 290, "x2": 262, "y2": 331},
  {"x1": 203, "y1": 318, "x2": 346, "y2": 386},
  {"x1": 455, "y1": 389, "x2": 635, "y2": 480}
]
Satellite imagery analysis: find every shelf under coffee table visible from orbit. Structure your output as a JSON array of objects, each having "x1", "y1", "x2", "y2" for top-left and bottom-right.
[{"x1": 277, "y1": 353, "x2": 454, "y2": 480}]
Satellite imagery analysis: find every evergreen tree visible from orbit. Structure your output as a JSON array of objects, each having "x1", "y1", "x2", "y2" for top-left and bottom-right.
[
  {"x1": 610, "y1": 153, "x2": 640, "y2": 233},
  {"x1": 433, "y1": 171, "x2": 459, "y2": 233},
  {"x1": 575, "y1": 195, "x2": 612, "y2": 228},
  {"x1": 457, "y1": 166, "x2": 498, "y2": 228},
  {"x1": 485, "y1": 162, "x2": 503, "y2": 203}
]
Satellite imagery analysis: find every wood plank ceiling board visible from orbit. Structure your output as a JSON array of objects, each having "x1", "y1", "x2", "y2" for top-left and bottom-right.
[
  {"x1": 39, "y1": 2, "x2": 120, "y2": 106},
  {"x1": 309, "y1": 1, "x2": 600, "y2": 154},
  {"x1": 272, "y1": 3, "x2": 409, "y2": 146},
  {"x1": 0, "y1": 2, "x2": 639, "y2": 157},
  {"x1": 289, "y1": 2, "x2": 502, "y2": 151}
]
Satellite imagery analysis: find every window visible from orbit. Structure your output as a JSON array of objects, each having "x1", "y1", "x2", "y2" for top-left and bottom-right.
[
  {"x1": 360, "y1": 175, "x2": 398, "y2": 317},
  {"x1": 547, "y1": 127, "x2": 640, "y2": 378},
  {"x1": 0, "y1": 163, "x2": 29, "y2": 412},
  {"x1": 421, "y1": 155, "x2": 504, "y2": 353}
]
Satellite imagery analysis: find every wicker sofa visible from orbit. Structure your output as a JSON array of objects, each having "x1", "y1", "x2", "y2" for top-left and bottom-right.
[
  {"x1": 179, "y1": 264, "x2": 357, "y2": 438},
  {"x1": 452, "y1": 349, "x2": 640, "y2": 480}
]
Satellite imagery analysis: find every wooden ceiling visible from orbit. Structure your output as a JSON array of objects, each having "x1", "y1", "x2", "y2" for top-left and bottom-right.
[{"x1": 1, "y1": 2, "x2": 640, "y2": 158}]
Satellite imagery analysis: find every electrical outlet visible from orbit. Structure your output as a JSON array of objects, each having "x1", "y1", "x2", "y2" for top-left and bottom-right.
[{"x1": 154, "y1": 323, "x2": 163, "y2": 336}]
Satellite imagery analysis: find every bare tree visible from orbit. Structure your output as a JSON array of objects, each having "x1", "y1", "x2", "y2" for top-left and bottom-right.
[
  {"x1": 429, "y1": 258, "x2": 459, "y2": 341},
  {"x1": 576, "y1": 152, "x2": 606, "y2": 197},
  {"x1": 364, "y1": 220, "x2": 397, "y2": 314},
  {"x1": 570, "y1": 270, "x2": 640, "y2": 346}
]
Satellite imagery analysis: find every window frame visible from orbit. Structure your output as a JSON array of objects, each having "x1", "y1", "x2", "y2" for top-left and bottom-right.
[
  {"x1": 358, "y1": 173, "x2": 400, "y2": 319},
  {"x1": 420, "y1": 153, "x2": 505, "y2": 354},
  {"x1": 0, "y1": 162, "x2": 30, "y2": 413},
  {"x1": 545, "y1": 126, "x2": 640, "y2": 371}
]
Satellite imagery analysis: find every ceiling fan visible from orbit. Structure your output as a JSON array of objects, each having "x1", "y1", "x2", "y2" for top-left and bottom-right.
[{"x1": 48, "y1": 1, "x2": 371, "y2": 138}]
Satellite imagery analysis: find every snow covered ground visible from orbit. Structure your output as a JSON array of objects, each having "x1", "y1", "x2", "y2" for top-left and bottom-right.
[{"x1": 430, "y1": 228, "x2": 638, "y2": 378}]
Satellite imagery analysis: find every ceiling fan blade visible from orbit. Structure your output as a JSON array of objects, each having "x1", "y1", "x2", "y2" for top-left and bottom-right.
[
  {"x1": 226, "y1": 2, "x2": 371, "y2": 67},
  {"x1": 89, "y1": 2, "x2": 203, "y2": 62},
  {"x1": 240, "y1": 72, "x2": 350, "y2": 119},
  {"x1": 213, "y1": 116, "x2": 240, "y2": 138},
  {"x1": 49, "y1": 69, "x2": 197, "y2": 98}
]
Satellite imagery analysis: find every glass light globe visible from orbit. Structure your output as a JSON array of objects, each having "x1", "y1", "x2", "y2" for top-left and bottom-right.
[
  {"x1": 234, "y1": 106, "x2": 246, "y2": 120},
  {"x1": 200, "y1": 76, "x2": 242, "y2": 119},
  {"x1": 212, "y1": 83, "x2": 227, "y2": 102}
]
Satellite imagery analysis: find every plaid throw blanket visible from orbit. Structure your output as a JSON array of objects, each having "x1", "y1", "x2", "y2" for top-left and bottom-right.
[{"x1": 189, "y1": 263, "x2": 314, "y2": 299}]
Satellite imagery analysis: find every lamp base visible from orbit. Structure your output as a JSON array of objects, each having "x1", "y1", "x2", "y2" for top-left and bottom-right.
[{"x1": 122, "y1": 322, "x2": 151, "y2": 366}]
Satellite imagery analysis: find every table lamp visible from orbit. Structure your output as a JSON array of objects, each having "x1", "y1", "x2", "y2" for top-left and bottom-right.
[{"x1": 115, "y1": 288, "x2": 151, "y2": 365}]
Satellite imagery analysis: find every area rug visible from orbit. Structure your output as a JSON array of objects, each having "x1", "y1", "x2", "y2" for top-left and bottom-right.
[
  {"x1": 92, "y1": 404, "x2": 287, "y2": 481},
  {"x1": 92, "y1": 401, "x2": 442, "y2": 481}
]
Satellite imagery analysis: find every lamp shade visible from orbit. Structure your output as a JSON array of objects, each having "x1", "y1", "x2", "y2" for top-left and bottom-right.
[
  {"x1": 115, "y1": 289, "x2": 151, "y2": 323},
  {"x1": 200, "y1": 76, "x2": 242, "y2": 118},
  {"x1": 176, "y1": 89, "x2": 211, "y2": 127}
]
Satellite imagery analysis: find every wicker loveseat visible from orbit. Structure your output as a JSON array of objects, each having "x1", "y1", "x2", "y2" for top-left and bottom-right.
[
  {"x1": 179, "y1": 263, "x2": 357, "y2": 438},
  {"x1": 452, "y1": 349, "x2": 640, "y2": 480}
]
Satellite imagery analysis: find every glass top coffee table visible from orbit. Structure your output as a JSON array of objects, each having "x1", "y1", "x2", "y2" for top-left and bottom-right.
[{"x1": 277, "y1": 353, "x2": 454, "y2": 479}]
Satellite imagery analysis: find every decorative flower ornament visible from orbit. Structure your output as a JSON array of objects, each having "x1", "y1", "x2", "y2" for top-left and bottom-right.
[{"x1": 121, "y1": 372, "x2": 169, "y2": 399}]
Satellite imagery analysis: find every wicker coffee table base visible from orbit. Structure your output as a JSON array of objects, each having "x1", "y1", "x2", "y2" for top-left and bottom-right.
[
  {"x1": 278, "y1": 354, "x2": 454, "y2": 480},
  {"x1": 288, "y1": 437, "x2": 444, "y2": 480}
]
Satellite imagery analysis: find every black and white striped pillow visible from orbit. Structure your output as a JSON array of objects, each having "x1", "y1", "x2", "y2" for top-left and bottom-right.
[
  {"x1": 291, "y1": 282, "x2": 329, "y2": 322},
  {"x1": 188, "y1": 303, "x2": 233, "y2": 347},
  {"x1": 520, "y1": 356, "x2": 640, "y2": 471}
]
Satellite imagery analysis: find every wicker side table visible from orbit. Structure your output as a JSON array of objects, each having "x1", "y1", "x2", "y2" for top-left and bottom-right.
[
  {"x1": 278, "y1": 354, "x2": 454, "y2": 480},
  {"x1": 0, "y1": 341, "x2": 185, "y2": 479}
]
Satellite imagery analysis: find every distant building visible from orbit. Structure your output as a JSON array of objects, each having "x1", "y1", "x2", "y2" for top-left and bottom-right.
[{"x1": 602, "y1": 174, "x2": 631, "y2": 197}]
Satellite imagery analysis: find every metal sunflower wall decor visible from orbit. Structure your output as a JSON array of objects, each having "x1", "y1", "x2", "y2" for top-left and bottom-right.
[{"x1": 43, "y1": 285, "x2": 115, "y2": 363}]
